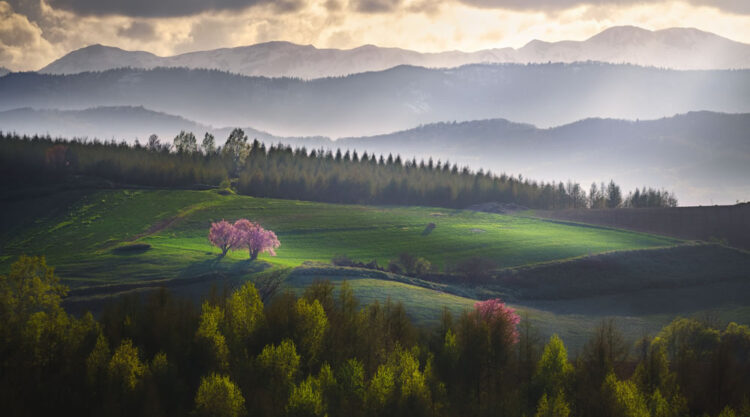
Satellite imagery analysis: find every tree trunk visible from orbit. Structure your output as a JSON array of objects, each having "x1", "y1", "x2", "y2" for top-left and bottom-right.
[{"x1": 250, "y1": 249, "x2": 259, "y2": 260}]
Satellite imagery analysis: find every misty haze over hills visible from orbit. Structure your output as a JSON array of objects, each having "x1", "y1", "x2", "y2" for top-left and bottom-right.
[
  {"x1": 38, "y1": 26, "x2": 750, "y2": 78},
  {"x1": 2, "y1": 63, "x2": 748, "y2": 138},
  {"x1": 0, "y1": 68, "x2": 9, "y2": 77},
  {"x1": 0, "y1": 106, "x2": 330, "y2": 148},
  {"x1": 1, "y1": 106, "x2": 747, "y2": 206},
  {"x1": 343, "y1": 112, "x2": 750, "y2": 207}
]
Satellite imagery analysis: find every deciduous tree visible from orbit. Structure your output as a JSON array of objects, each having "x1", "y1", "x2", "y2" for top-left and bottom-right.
[
  {"x1": 232, "y1": 219, "x2": 280, "y2": 260},
  {"x1": 209, "y1": 220, "x2": 238, "y2": 257},
  {"x1": 194, "y1": 373, "x2": 246, "y2": 417}
]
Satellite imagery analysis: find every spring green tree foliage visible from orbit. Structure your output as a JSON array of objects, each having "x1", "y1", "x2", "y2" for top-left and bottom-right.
[
  {"x1": 108, "y1": 339, "x2": 146, "y2": 391},
  {"x1": 202, "y1": 132, "x2": 217, "y2": 155},
  {"x1": 535, "y1": 391, "x2": 571, "y2": 417},
  {"x1": 196, "y1": 302, "x2": 230, "y2": 370},
  {"x1": 2, "y1": 256, "x2": 749, "y2": 417},
  {"x1": 194, "y1": 373, "x2": 246, "y2": 417},
  {"x1": 294, "y1": 298, "x2": 328, "y2": 367},
  {"x1": 173, "y1": 131, "x2": 198, "y2": 154},
  {"x1": 535, "y1": 334, "x2": 573, "y2": 397},
  {"x1": 602, "y1": 373, "x2": 651, "y2": 417}
]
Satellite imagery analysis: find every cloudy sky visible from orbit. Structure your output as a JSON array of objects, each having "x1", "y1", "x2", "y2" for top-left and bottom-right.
[{"x1": 2, "y1": 0, "x2": 749, "y2": 71}]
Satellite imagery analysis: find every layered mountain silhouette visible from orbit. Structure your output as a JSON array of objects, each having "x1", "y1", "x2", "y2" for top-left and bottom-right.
[
  {"x1": 39, "y1": 26, "x2": 750, "y2": 78},
  {"x1": 1, "y1": 106, "x2": 747, "y2": 206},
  {"x1": 3, "y1": 63, "x2": 748, "y2": 137}
]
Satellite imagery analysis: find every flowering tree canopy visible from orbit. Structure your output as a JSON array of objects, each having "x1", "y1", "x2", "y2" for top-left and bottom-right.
[
  {"x1": 233, "y1": 219, "x2": 280, "y2": 260},
  {"x1": 208, "y1": 220, "x2": 238, "y2": 257},
  {"x1": 473, "y1": 299, "x2": 520, "y2": 344},
  {"x1": 208, "y1": 219, "x2": 280, "y2": 260}
]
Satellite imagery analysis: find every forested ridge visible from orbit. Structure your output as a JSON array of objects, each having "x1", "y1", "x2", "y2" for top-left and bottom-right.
[
  {"x1": 1, "y1": 256, "x2": 748, "y2": 417},
  {"x1": 0, "y1": 131, "x2": 676, "y2": 209}
]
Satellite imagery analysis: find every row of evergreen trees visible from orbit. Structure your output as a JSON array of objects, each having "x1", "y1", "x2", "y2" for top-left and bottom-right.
[
  {"x1": 1, "y1": 256, "x2": 747, "y2": 417},
  {"x1": 0, "y1": 131, "x2": 677, "y2": 209}
]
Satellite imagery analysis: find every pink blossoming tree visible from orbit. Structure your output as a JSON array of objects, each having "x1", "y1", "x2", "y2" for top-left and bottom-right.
[
  {"x1": 208, "y1": 219, "x2": 280, "y2": 260},
  {"x1": 473, "y1": 298, "x2": 521, "y2": 344},
  {"x1": 232, "y1": 219, "x2": 281, "y2": 260},
  {"x1": 208, "y1": 220, "x2": 238, "y2": 257}
]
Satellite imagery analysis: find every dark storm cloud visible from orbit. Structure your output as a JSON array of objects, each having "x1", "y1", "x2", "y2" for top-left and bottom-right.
[
  {"x1": 455, "y1": 0, "x2": 750, "y2": 15},
  {"x1": 690, "y1": 0, "x2": 750, "y2": 15},
  {"x1": 116, "y1": 21, "x2": 157, "y2": 40},
  {"x1": 6, "y1": 0, "x2": 750, "y2": 17},
  {"x1": 350, "y1": 0, "x2": 403, "y2": 13},
  {"x1": 39, "y1": 0, "x2": 305, "y2": 17},
  {"x1": 324, "y1": 0, "x2": 344, "y2": 12}
]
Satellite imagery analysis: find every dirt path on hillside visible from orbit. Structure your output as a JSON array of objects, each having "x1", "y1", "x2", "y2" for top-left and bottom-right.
[{"x1": 104, "y1": 199, "x2": 224, "y2": 249}]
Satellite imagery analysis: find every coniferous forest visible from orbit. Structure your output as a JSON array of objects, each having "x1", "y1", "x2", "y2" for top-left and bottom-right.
[{"x1": 0, "y1": 131, "x2": 677, "y2": 210}]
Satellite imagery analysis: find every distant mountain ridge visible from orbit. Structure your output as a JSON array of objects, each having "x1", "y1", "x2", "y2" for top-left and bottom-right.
[
  {"x1": 0, "y1": 67, "x2": 9, "y2": 77},
  {"x1": 39, "y1": 26, "x2": 750, "y2": 78},
  {"x1": 4, "y1": 63, "x2": 748, "y2": 137},
  {"x1": 1, "y1": 106, "x2": 748, "y2": 206}
]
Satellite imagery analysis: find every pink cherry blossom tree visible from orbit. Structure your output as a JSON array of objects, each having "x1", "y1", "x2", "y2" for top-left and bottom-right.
[
  {"x1": 473, "y1": 298, "x2": 521, "y2": 344},
  {"x1": 232, "y1": 219, "x2": 281, "y2": 260},
  {"x1": 208, "y1": 220, "x2": 238, "y2": 257}
]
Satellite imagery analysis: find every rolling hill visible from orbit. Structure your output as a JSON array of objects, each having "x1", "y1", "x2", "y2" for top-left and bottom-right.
[
  {"x1": 2, "y1": 188, "x2": 747, "y2": 351},
  {"x1": 2, "y1": 63, "x2": 748, "y2": 138},
  {"x1": 39, "y1": 26, "x2": 750, "y2": 78}
]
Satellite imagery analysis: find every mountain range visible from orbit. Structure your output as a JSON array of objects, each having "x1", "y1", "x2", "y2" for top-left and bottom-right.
[
  {"x1": 0, "y1": 67, "x2": 9, "y2": 77},
  {"x1": 38, "y1": 26, "x2": 750, "y2": 78},
  {"x1": 3, "y1": 63, "x2": 748, "y2": 137},
  {"x1": 1, "y1": 106, "x2": 747, "y2": 206}
]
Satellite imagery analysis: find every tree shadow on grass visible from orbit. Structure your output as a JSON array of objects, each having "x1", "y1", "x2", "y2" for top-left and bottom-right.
[
  {"x1": 178, "y1": 255, "x2": 270, "y2": 279},
  {"x1": 111, "y1": 243, "x2": 151, "y2": 255}
]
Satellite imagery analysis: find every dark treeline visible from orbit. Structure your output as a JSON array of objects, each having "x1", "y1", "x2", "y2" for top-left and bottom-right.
[
  {"x1": 0, "y1": 131, "x2": 677, "y2": 209},
  {"x1": 624, "y1": 187, "x2": 679, "y2": 208},
  {"x1": 1, "y1": 256, "x2": 748, "y2": 417}
]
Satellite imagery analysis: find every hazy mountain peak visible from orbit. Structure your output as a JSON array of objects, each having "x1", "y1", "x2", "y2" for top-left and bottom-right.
[
  {"x1": 38, "y1": 25, "x2": 750, "y2": 78},
  {"x1": 70, "y1": 43, "x2": 157, "y2": 57},
  {"x1": 521, "y1": 39, "x2": 552, "y2": 48},
  {"x1": 239, "y1": 40, "x2": 315, "y2": 50},
  {"x1": 590, "y1": 25, "x2": 652, "y2": 39},
  {"x1": 0, "y1": 67, "x2": 9, "y2": 77},
  {"x1": 42, "y1": 44, "x2": 160, "y2": 75}
]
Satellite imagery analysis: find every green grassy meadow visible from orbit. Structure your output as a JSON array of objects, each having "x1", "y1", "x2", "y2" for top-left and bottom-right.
[
  {"x1": 2, "y1": 188, "x2": 748, "y2": 351},
  {"x1": 1, "y1": 189, "x2": 678, "y2": 278}
]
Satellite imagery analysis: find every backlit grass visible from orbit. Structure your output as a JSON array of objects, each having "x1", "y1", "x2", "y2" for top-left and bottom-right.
[{"x1": 1, "y1": 189, "x2": 679, "y2": 286}]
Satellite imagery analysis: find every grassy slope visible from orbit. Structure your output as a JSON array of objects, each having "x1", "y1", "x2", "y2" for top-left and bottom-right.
[
  {"x1": 283, "y1": 271, "x2": 750, "y2": 352},
  {"x1": 2, "y1": 188, "x2": 748, "y2": 351},
  {"x1": 1, "y1": 189, "x2": 678, "y2": 285}
]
